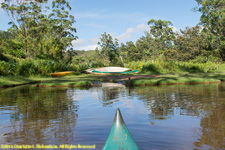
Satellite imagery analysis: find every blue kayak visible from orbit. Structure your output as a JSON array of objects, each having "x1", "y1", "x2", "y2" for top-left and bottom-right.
[{"x1": 102, "y1": 108, "x2": 139, "y2": 150}]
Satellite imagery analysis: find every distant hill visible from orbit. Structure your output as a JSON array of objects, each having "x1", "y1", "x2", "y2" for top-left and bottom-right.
[{"x1": 74, "y1": 50, "x2": 96, "y2": 57}]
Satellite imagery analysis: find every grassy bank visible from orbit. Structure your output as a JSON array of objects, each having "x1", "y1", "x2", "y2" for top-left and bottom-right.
[
  {"x1": 127, "y1": 73, "x2": 224, "y2": 86},
  {"x1": 0, "y1": 74, "x2": 103, "y2": 88},
  {"x1": 0, "y1": 76, "x2": 40, "y2": 87},
  {"x1": 1, "y1": 72, "x2": 225, "y2": 88},
  {"x1": 36, "y1": 74, "x2": 102, "y2": 87}
]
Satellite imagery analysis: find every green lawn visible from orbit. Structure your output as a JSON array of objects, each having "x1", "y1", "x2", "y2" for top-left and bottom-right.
[
  {"x1": 0, "y1": 76, "x2": 39, "y2": 87},
  {"x1": 1, "y1": 72, "x2": 225, "y2": 88},
  {"x1": 36, "y1": 74, "x2": 102, "y2": 87},
  {"x1": 127, "y1": 73, "x2": 224, "y2": 86}
]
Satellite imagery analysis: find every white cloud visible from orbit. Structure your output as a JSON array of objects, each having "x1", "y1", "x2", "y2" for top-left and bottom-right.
[
  {"x1": 90, "y1": 36, "x2": 100, "y2": 45},
  {"x1": 72, "y1": 39, "x2": 86, "y2": 47},
  {"x1": 72, "y1": 24, "x2": 150, "y2": 50},
  {"x1": 72, "y1": 37, "x2": 101, "y2": 51},
  {"x1": 116, "y1": 23, "x2": 149, "y2": 41},
  {"x1": 171, "y1": 26, "x2": 180, "y2": 33}
]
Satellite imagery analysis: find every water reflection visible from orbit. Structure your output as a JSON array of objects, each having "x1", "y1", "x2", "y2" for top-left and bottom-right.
[
  {"x1": 132, "y1": 84, "x2": 225, "y2": 149},
  {"x1": 0, "y1": 83, "x2": 224, "y2": 150},
  {"x1": 132, "y1": 84, "x2": 222, "y2": 118},
  {"x1": 194, "y1": 103, "x2": 225, "y2": 149},
  {"x1": 101, "y1": 83, "x2": 126, "y2": 106},
  {"x1": 0, "y1": 86, "x2": 78, "y2": 144}
]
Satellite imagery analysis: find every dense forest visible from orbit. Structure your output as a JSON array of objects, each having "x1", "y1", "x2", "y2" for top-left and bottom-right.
[{"x1": 0, "y1": 0, "x2": 225, "y2": 76}]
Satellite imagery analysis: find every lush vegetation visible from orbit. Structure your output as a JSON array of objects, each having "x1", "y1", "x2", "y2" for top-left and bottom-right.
[
  {"x1": 0, "y1": 76, "x2": 39, "y2": 87},
  {"x1": 0, "y1": 0, "x2": 225, "y2": 78},
  {"x1": 127, "y1": 73, "x2": 222, "y2": 86}
]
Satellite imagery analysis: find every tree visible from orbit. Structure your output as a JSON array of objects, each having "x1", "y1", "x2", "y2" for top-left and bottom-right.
[
  {"x1": 174, "y1": 26, "x2": 210, "y2": 61},
  {"x1": 0, "y1": 30, "x2": 24, "y2": 58},
  {"x1": 1, "y1": 0, "x2": 49, "y2": 58},
  {"x1": 136, "y1": 31, "x2": 156, "y2": 59},
  {"x1": 147, "y1": 19, "x2": 175, "y2": 54},
  {"x1": 63, "y1": 49, "x2": 77, "y2": 64},
  {"x1": 97, "y1": 32, "x2": 119, "y2": 63},
  {"x1": 119, "y1": 41, "x2": 141, "y2": 62},
  {"x1": 49, "y1": 0, "x2": 77, "y2": 59},
  {"x1": 195, "y1": 0, "x2": 225, "y2": 61},
  {"x1": 1, "y1": 0, "x2": 77, "y2": 59}
]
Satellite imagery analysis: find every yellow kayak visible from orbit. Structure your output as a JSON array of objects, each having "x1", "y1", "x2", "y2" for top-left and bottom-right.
[{"x1": 50, "y1": 71, "x2": 73, "y2": 77}]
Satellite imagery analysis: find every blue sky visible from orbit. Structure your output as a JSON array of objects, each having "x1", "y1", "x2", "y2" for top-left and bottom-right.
[{"x1": 0, "y1": 0, "x2": 201, "y2": 50}]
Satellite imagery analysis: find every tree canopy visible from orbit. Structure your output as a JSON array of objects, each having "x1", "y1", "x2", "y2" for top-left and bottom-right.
[
  {"x1": 1, "y1": 0, "x2": 77, "y2": 59},
  {"x1": 0, "y1": 0, "x2": 225, "y2": 76},
  {"x1": 195, "y1": 0, "x2": 225, "y2": 60}
]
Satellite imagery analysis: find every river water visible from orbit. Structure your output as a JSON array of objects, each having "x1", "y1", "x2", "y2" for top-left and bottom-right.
[{"x1": 0, "y1": 83, "x2": 225, "y2": 150}]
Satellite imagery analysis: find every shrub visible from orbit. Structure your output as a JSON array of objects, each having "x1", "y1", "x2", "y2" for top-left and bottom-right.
[{"x1": 0, "y1": 61, "x2": 15, "y2": 76}]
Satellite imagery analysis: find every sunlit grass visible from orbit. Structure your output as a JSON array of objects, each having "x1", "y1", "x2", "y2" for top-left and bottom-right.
[
  {"x1": 128, "y1": 73, "x2": 223, "y2": 86},
  {"x1": 36, "y1": 74, "x2": 101, "y2": 87},
  {"x1": 1, "y1": 72, "x2": 225, "y2": 88},
  {"x1": 0, "y1": 76, "x2": 38, "y2": 87}
]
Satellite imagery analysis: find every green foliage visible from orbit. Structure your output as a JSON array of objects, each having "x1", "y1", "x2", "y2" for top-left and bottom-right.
[
  {"x1": 163, "y1": 49, "x2": 178, "y2": 61},
  {"x1": 0, "y1": 58, "x2": 78, "y2": 76},
  {"x1": 195, "y1": 0, "x2": 225, "y2": 61},
  {"x1": 1, "y1": 0, "x2": 77, "y2": 59},
  {"x1": 125, "y1": 56, "x2": 219, "y2": 74},
  {"x1": 1, "y1": 1, "x2": 225, "y2": 77},
  {"x1": 174, "y1": 26, "x2": 210, "y2": 61},
  {"x1": 136, "y1": 32, "x2": 155, "y2": 59},
  {"x1": 0, "y1": 60, "x2": 15, "y2": 76},
  {"x1": 147, "y1": 19, "x2": 175, "y2": 53},
  {"x1": 71, "y1": 50, "x2": 107, "y2": 71},
  {"x1": 0, "y1": 30, "x2": 25, "y2": 58},
  {"x1": 128, "y1": 75, "x2": 221, "y2": 86},
  {"x1": 63, "y1": 49, "x2": 77, "y2": 64},
  {"x1": 124, "y1": 61, "x2": 145, "y2": 71},
  {"x1": 97, "y1": 32, "x2": 119, "y2": 63},
  {"x1": 119, "y1": 41, "x2": 142, "y2": 62},
  {"x1": 49, "y1": 0, "x2": 77, "y2": 56}
]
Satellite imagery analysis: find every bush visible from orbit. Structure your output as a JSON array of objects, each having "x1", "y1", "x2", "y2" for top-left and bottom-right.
[
  {"x1": 126, "y1": 57, "x2": 218, "y2": 74},
  {"x1": 124, "y1": 61, "x2": 145, "y2": 71},
  {"x1": 0, "y1": 58, "x2": 80, "y2": 76},
  {"x1": 0, "y1": 61, "x2": 16, "y2": 76},
  {"x1": 0, "y1": 54, "x2": 222, "y2": 76}
]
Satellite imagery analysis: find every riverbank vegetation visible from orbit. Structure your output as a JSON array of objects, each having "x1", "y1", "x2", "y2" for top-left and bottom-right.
[
  {"x1": 1, "y1": 0, "x2": 225, "y2": 87},
  {"x1": 0, "y1": 76, "x2": 39, "y2": 87},
  {"x1": 127, "y1": 73, "x2": 223, "y2": 86},
  {"x1": 2, "y1": 72, "x2": 225, "y2": 88}
]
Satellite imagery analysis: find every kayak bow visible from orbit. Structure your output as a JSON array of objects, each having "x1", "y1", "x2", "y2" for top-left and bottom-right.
[{"x1": 103, "y1": 108, "x2": 139, "y2": 150}]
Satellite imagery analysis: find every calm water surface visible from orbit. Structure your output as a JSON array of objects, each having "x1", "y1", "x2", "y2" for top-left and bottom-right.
[{"x1": 0, "y1": 83, "x2": 225, "y2": 150}]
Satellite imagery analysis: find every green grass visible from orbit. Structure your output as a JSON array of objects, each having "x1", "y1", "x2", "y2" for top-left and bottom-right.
[
  {"x1": 125, "y1": 59, "x2": 225, "y2": 74},
  {"x1": 127, "y1": 73, "x2": 224, "y2": 86},
  {"x1": 1, "y1": 72, "x2": 225, "y2": 88},
  {"x1": 0, "y1": 76, "x2": 39, "y2": 87},
  {"x1": 36, "y1": 74, "x2": 102, "y2": 87},
  {"x1": 0, "y1": 74, "x2": 100, "y2": 88}
]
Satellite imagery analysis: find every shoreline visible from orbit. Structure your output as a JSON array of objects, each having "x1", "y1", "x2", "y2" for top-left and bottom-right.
[
  {"x1": 127, "y1": 80, "x2": 221, "y2": 87},
  {"x1": 0, "y1": 73, "x2": 224, "y2": 88}
]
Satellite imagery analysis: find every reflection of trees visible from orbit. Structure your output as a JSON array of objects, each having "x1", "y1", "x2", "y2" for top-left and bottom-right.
[
  {"x1": 100, "y1": 86, "x2": 125, "y2": 106},
  {"x1": 133, "y1": 83, "x2": 225, "y2": 149},
  {"x1": 0, "y1": 86, "x2": 78, "y2": 144},
  {"x1": 194, "y1": 104, "x2": 225, "y2": 149},
  {"x1": 133, "y1": 84, "x2": 221, "y2": 120}
]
